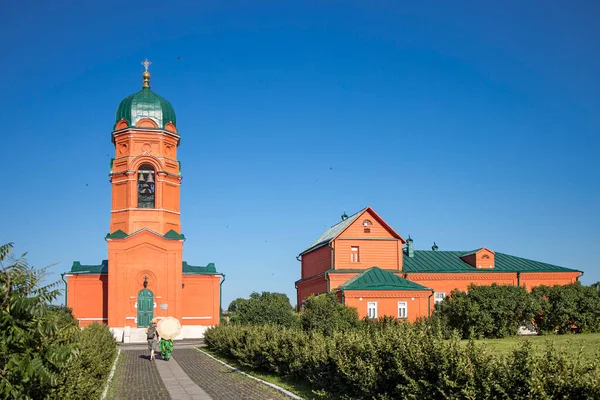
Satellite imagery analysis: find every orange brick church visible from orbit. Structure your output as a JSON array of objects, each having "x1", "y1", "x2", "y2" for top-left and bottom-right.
[
  {"x1": 66, "y1": 60, "x2": 222, "y2": 342},
  {"x1": 296, "y1": 207, "x2": 581, "y2": 321}
]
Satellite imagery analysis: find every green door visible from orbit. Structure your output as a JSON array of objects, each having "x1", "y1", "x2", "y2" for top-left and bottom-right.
[{"x1": 137, "y1": 289, "x2": 154, "y2": 328}]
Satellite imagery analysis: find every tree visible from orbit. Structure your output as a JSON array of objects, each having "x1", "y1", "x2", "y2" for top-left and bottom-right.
[
  {"x1": 300, "y1": 292, "x2": 359, "y2": 335},
  {"x1": 228, "y1": 292, "x2": 299, "y2": 328},
  {"x1": 0, "y1": 243, "x2": 79, "y2": 399},
  {"x1": 434, "y1": 283, "x2": 540, "y2": 339},
  {"x1": 532, "y1": 282, "x2": 600, "y2": 334}
]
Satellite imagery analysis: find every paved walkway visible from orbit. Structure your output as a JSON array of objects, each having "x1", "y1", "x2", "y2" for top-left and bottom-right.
[
  {"x1": 108, "y1": 346, "x2": 291, "y2": 400},
  {"x1": 154, "y1": 355, "x2": 212, "y2": 399}
]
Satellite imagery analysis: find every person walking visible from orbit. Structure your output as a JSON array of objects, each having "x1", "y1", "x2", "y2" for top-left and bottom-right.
[{"x1": 146, "y1": 318, "x2": 159, "y2": 360}]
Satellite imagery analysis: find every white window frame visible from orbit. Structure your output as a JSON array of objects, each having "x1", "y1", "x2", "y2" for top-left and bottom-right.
[
  {"x1": 350, "y1": 246, "x2": 360, "y2": 263},
  {"x1": 398, "y1": 301, "x2": 408, "y2": 319},
  {"x1": 367, "y1": 302, "x2": 377, "y2": 319},
  {"x1": 434, "y1": 292, "x2": 446, "y2": 305}
]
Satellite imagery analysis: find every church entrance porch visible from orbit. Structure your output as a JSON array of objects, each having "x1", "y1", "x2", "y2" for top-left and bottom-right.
[{"x1": 137, "y1": 289, "x2": 154, "y2": 328}]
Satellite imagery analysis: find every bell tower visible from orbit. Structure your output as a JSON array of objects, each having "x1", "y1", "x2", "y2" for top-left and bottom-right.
[
  {"x1": 106, "y1": 59, "x2": 185, "y2": 330},
  {"x1": 67, "y1": 60, "x2": 222, "y2": 340},
  {"x1": 109, "y1": 59, "x2": 182, "y2": 236}
]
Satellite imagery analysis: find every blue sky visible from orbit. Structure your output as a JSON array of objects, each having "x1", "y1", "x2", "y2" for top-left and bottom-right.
[{"x1": 1, "y1": 1, "x2": 599, "y2": 307}]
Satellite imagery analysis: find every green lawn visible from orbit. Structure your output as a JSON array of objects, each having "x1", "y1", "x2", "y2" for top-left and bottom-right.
[{"x1": 469, "y1": 333, "x2": 600, "y2": 362}]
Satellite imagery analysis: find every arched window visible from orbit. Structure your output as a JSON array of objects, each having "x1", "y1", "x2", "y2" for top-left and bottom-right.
[
  {"x1": 137, "y1": 164, "x2": 155, "y2": 208},
  {"x1": 362, "y1": 219, "x2": 373, "y2": 226}
]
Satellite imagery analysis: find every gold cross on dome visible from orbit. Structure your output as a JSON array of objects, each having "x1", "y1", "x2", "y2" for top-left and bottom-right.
[{"x1": 142, "y1": 58, "x2": 152, "y2": 72}]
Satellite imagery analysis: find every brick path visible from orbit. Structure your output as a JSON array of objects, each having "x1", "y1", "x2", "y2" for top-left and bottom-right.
[
  {"x1": 107, "y1": 350, "x2": 170, "y2": 400},
  {"x1": 107, "y1": 347, "x2": 292, "y2": 400},
  {"x1": 154, "y1": 353, "x2": 212, "y2": 399},
  {"x1": 174, "y1": 349, "x2": 289, "y2": 400}
]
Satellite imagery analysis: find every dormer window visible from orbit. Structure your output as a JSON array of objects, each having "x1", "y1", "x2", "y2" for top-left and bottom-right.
[{"x1": 137, "y1": 164, "x2": 155, "y2": 208}]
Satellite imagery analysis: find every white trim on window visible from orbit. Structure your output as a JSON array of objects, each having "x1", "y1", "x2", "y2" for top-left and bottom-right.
[
  {"x1": 434, "y1": 292, "x2": 446, "y2": 304},
  {"x1": 351, "y1": 246, "x2": 360, "y2": 263},
  {"x1": 367, "y1": 302, "x2": 377, "y2": 319},
  {"x1": 398, "y1": 301, "x2": 408, "y2": 319}
]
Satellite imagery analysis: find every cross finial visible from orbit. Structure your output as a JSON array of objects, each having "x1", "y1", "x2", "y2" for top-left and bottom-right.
[
  {"x1": 141, "y1": 59, "x2": 151, "y2": 88},
  {"x1": 142, "y1": 58, "x2": 152, "y2": 72}
]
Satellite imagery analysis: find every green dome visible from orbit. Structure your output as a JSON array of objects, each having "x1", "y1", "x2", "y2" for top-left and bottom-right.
[{"x1": 115, "y1": 87, "x2": 177, "y2": 130}]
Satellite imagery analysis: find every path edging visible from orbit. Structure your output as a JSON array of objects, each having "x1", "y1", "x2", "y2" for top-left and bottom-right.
[
  {"x1": 194, "y1": 347, "x2": 303, "y2": 400},
  {"x1": 101, "y1": 348, "x2": 121, "y2": 400}
]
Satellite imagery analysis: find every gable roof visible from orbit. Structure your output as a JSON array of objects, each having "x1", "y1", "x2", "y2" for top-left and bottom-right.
[
  {"x1": 339, "y1": 267, "x2": 431, "y2": 291},
  {"x1": 460, "y1": 247, "x2": 495, "y2": 257},
  {"x1": 403, "y1": 250, "x2": 580, "y2": 273},
  {"x1": 300, "y1": 207, "x2": 404, "y2": 256}
]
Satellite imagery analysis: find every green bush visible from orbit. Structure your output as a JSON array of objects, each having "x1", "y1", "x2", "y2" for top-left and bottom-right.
[
  {"x1": 300, "y1": 293, "x2": 359, "y2": 335},
  {"x1": 532, "y1": 282, "x2": 600, "y2": 334},
  {"x1": 228, "y1": 292, "x2": 299, "y2": 328},
  {"x1": 0, "y1": 244, "x2": 80, "y2": 399},
  {"x1": 434, "y1": 283, "x2": 541, "y2": 339},
  {"x1": 205, "y1": 323, "x2": 600, "y2": 399},
  {"x1": 50, "y1": 323, "x2": 118, "y2": 399},
  {"x1": 0, "y1": 243, "x2": 118, "y2": 399}
]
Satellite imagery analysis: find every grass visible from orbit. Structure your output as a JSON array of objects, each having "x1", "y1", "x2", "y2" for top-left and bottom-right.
[
  {"x1": 199, "y1": 346, "x2": 330, "y2": 400},
  {"x1": 469, "y1": 332, "x2": 600, "y2": 363}
]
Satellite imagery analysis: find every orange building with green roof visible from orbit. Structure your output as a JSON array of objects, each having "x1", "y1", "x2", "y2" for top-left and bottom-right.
[
  {"x1": 65, "y1": 61, "x2": 223, "y2": 342},
  {"x1": 296, "y1": 207, "x2": 581, "y2": 320}
]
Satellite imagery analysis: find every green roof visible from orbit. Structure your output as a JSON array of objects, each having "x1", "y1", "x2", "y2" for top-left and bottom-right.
[
  {"x1": 105, "y1": 230, "x2": 128, "y2": 239},
  {"x1": 301, "y1": 208, "x2": 367, "y2": 255},
  {"x1": 69, "y1": 260, "x2": 218, "y2": 275},
  {"x1": 115, "y1": 87, "x2": 176, "y2": 131},
  {"x1": 403, "y1": 250, "x2": 580, "y2": 273},
  {"x1": 69, "y1": 260, "x2": 108, "y2": 274},
  {"x1": 164, "y1": 230, "x2": 186, "y2": 240},
  {"x1": 182, "y1": 262, "x2": 218, "y2": 274},
  {"x1": 105, "y1": 229, "x2": 185, "y2": 241},
  {"x1": 339, "y1": 267, "x2": 430, "y2": 291}
]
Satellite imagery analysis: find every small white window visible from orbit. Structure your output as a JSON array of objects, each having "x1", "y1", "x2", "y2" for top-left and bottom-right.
[
  {"x1": 434, "y1": 292, "x2": 446, "y2": 305},
  {"x1": 362, "y1": 219, "x2": 373, "y2": 226},
  {"x1": 367, "y1": 302, "x2": 377, "y2": 319},
  {"x1": 398, "y1": 301, "x2": 408, "y2": 319},
  {"x1": 351, "y1": 246, "x2": 360, "y2": 263}
]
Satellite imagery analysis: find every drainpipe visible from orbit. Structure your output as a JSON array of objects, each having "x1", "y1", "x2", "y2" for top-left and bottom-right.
[
  {"x1": 428, "y1": 290, "x2": 434, "y2": 317},
  {"x1": 341, "y1": 288, "x2": 345, "y2": 305},
  {"x1": 517, "y1": 272, "x2": 521, "y2": 287},
  {"x1": 219, "y1": 274, "x2": 226, "y2": 324},
  {"x1": 61, "y1": 273, "x2": 68, "y2": 307},
  {"x1": 328, "y1": 242, "x2": 335, "y2": 292}
]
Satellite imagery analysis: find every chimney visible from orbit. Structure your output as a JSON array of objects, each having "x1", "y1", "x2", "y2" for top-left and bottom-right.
[
  {"x1": 432, "y1": 242, "x2": 438, "y2": 251},
  {"x1": 407, "y1": 235, "x2": 414, "y2": 258}
]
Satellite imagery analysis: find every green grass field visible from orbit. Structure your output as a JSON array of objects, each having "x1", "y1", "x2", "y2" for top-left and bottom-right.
[{"x1": 470, "y1": 333, "x2": 600, "y2": 362}]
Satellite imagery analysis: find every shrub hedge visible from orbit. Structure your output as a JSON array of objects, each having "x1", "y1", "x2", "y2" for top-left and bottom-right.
[
  {"x1": 205, "y1": 323, "x2": 600, "y2": 399},
  {"x1": 49, "y1": 322, "x2": 118, "y2": 399}
]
